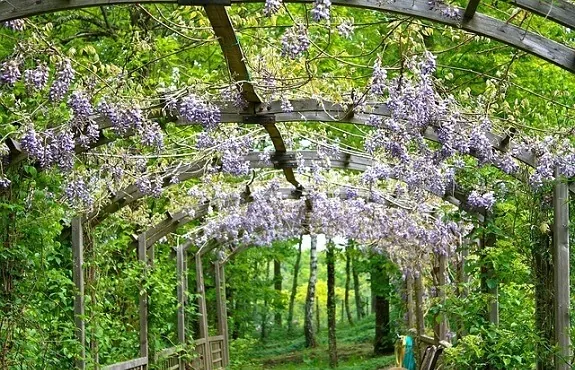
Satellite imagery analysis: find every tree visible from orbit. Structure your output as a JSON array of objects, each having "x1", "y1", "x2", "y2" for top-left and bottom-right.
[
  {"x1": 344, "y1": 242, "x2": 354, "y2": 325},
  {"x1": 372, "y1": 255, "x2": 393, "y2": 355},
  {"x1": 326, "y1": 241, "x2": 338, "y2": 368},
  {"x1": 304, "y1": 235, "x2": 318, "y2": 348},
  {"x1": 273, "y1": 257, "x2": 282, "y2": 328},
  {"x1": 351, "y1": 244, "x2": 365, "y2": 320},
  {"x1": 287, "y1": 236, "x2": 303, "y2": 334}
]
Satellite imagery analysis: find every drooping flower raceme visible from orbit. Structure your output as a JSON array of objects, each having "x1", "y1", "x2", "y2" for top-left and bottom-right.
[
  {"x1": 0, "y1": 60, "x2": 21, "y2": 86},
  {"x1": 264, "y1": 0, "x2": 282, "y2": 16},
  {"x1": 178, "y1": 94, "x2": 221, "y2": 131},
  {"x1": 311, "y1": 0, "x2": 332, "y2": 22},
  {"x1": 24, "y1": 64, "x2": 49, "y2": 90},
  {"x1": 467, "y1": 190, "x2": 495, "y2": 210},
  {"x1": 49, "y1": 59, "x2": 75, "y2": 102},
  {"x1": 281, "y1": 25, "x2": 310, "y2": 59}
]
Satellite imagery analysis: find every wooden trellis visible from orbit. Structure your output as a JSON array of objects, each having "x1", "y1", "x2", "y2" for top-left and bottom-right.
[{"x1": 21, "y1": 0, "x2": 569, "y2": 367}]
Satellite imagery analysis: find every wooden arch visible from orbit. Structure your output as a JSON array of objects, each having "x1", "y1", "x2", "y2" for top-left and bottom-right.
[{"x1": 1, "y1": 0, "x2": 574, "y2": 73}]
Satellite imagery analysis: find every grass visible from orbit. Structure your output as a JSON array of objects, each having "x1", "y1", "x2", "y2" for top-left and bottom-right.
[{"x1": 229, "y1": 315, "x2": 396, "y2": 369}]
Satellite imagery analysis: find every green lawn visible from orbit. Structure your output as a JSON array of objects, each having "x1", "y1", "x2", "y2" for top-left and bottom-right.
[{"x1": 229, "y1": 315, "x2": 396, "y2": 369}]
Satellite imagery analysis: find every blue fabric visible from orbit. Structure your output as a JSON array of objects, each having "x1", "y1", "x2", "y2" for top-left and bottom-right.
[{"x1": 403, "y1": 335, "x2": 416, "y2": 370}]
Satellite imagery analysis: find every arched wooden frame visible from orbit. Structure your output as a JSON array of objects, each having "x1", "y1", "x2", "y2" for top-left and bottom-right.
[
  {"x1": 1, "y1": 0, "x2": 574, "y2": 73},
  {"x1": 31, "y1": 0, "x2": 566, "y2": 366}
]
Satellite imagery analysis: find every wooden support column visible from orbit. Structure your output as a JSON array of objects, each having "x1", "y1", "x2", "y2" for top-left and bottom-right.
[
  {"x1": 553, "y1": 169, "x2": 570, "y2": 370},
  {"x1": 195, "y1": 253, "x2": 212, "y2": 369},
  {"x1": 214, "y1": 261, "x2": 230, "y2": 366},
  {"x1": 137, "y1": 233, "x2": 149, "y2": 362},
  {"x1": 72, "y1": 217, "x2": 86, "y2": 370}
]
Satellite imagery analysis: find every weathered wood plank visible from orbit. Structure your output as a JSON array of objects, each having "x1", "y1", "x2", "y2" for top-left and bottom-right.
[
  {"x1": 511, "y1": 0, "x2": 575, "y2": 29},
  {"x1": 553, "y1": 168, "x2": 570, "y2": 370},
  {"x1": 203, "y1": 6, "x2": 260, "y2": 103},
  {"x1": 102, "y1": 357, "x2": 148, "y2": 370},
  {"x1": 138, "y1": 233, "x2": 149, "y2": 359},
  {"x1": 72, "y1": 217, "x2": 86, "y2": 370}
]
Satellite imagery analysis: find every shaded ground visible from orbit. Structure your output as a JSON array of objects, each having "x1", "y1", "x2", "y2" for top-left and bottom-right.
[{"x1": 229, "y1": 315, "x2": 396, "y2": 369}]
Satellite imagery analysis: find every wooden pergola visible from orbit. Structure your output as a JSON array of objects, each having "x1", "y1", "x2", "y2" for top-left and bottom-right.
[{"x1": 2, "y1": 0, "x2": 573, "y2": 368}]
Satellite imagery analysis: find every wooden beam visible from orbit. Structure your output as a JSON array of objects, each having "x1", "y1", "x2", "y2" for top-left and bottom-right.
[
  {"x1": 512, "y1": 0, "x2": 575, "y2": 29},
  {"x1": 203, "y1": 6, "x2": 260, "y2": 103},
  {"x1": 137, "y1": 233, "x2": 149, "y2": 359},
  {"x1": 463, "y1": 0, "x2": 480, "y2": 21},
  {"x1": 553, "y1": 168, "x2": 570, "y2": 370},
  {"x1": 195, "y1": 253, "x2": 213, "y2": 369},
  {"x1": 72, "y1": 217, "x2": 86, "y2": 370}
]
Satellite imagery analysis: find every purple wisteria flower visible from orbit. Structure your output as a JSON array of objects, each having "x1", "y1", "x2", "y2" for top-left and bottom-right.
[
  {"x1": 0, "y1": 176, "x2": 11, "y2": 189},
  {"x1": 467, "y1": 190, "x2": 495, "y2": 210},
  {"x1": 2, "y1": 19, "x2": 25, "y2": 31},
  {"x1": 337, "y1": 21, "x2": 354, "y2": 38},
  {"x1": 311, "y1": 0, "x2": 332, "y2": 22},
  {"x1": 64, "y1": 178, "x2": 94, "y2": 209},
  {"x1": 281, "y1": 25, "x2": 310, "y2": 59},
  {"x1": 264, "y1": 0, "x2": 282, "y2": 16},
  {"x1": 68, "y1": 91, "x2": 93, "y2": 117},
  {"x1": 0, "y1": 60, "x2": 21, "y2": 86},
  {"x1": 281, "y1": 97, "x2": 293, "y2": 113},
  {"x1": 370, "y1": 59, "x2": 387, "y2": 95},
  {"x1": 49, "y1": 59, "x2": 75, "y2": 102},
  {"x1": 178, "y1": 94, "x2": 221, "y2": 131},
  {"x1": 24, "y1": 64, "x2": 49, "y2": 90}
]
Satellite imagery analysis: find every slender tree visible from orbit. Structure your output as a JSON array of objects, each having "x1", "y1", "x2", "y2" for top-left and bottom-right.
[
  {"x1": 344, "y1": 243, "x2": 354, "y2": 325},
  {"x1": 327, "y1": 241, "x2": 338, "y2": 367},
  {"x1": 287, "y1": 236, "x2": 303, "y2": 334},
  {"x1": 351, "y1": 244, "x2": 365, "y2": 320},
  {"x1": 273, "y1": 257, "x2": 282, "y2": 328},
  {"x1": 372, "y1": 255, "x2": 393, "y2": 355},
  {"x1": 304, "y1": 235, "x2": 318, "y2": 348}
]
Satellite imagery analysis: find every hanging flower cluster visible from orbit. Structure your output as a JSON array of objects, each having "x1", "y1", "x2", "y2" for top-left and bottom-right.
[
  {"x1": 194, "y1": 183, "x2": 460, "y2": 260},
  {"x1": 280, "y1": 25, "x2": 310, "y2": 59},
  {"x1": 177, "y1": 93, "x2": 221, "y2": 131}
]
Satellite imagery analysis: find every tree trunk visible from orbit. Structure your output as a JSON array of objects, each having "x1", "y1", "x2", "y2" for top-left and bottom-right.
[
  {"x1": 274, "y1": 258, "x2": 282, "y2": 328},
  {"x1": 327, "y1": 242, "x2": 338, "y2": 367},
  {"x1": 372, "y1": 256, "x2": 393, "y2": 355},
  {"x1": 287, "y1": 236, "x2": 303, "y2": 334},
  {"x1": 344, "y1": 244, "x2": 354, "y2": 326},
  {"x1": 261, "y1": 260, "x2": 270, "y2": 341},
  {"x1": 316, "y1": 298, "x2": 321, "y2": 333},
  {"x1": 304, "y1": 235, "x2": 318, "y2": 348},
  {"x1": 352, "y1": 246, "x2": 365, "y2": 320}
]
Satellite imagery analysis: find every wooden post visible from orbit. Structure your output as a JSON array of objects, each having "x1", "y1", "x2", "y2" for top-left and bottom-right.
[
  {"x1": 215, "y1": 261, "x2": 230, "y2": 366},
  {"x1": 138, "y1": 233, "x2": 149, "y2": 361},
  {"x1": 72, "y1": 217, "x2": 86, "y2": 370},
  {"x1": 553, "y1": 168, "x2": 570, "y2": 370},
  {"x1": 195, "y1": 253, "x2": 212, "y2": 369}
]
